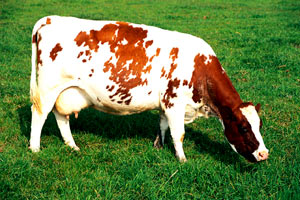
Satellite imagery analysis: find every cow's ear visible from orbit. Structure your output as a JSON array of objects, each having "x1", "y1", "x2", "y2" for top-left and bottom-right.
[{"x1": 255, "y1": 103, "x2": 261, "y2": 113}]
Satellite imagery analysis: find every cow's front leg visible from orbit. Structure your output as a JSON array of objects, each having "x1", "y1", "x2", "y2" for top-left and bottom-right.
[
  {"x1": 154, "y1": 113, "x2": 168, "y2": 149},
  {"x1": 165, "y1": 108, "x2": 187, "y2": 162},
  {"x1": 53, "y1": 109, "x2": 80, "y2": 151}
]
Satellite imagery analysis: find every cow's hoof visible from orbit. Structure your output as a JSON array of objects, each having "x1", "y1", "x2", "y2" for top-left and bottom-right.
[
  {"x1": 179, "y1": 157, "x2": 187, "y2": 163},
  {"x1": 153, "y1": 136, "x2": 163, "y2": 149},
  {"x1": 29, "y1": 146, "x2": 40, "y2": 153},
  {"x1": 71, "y1": 145, "x2": 80, "y2": 151}
]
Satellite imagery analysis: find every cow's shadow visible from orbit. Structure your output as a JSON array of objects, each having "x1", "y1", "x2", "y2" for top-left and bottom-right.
[{"x1": 18, "y1": 104, "x2": 254, "y2": 172}]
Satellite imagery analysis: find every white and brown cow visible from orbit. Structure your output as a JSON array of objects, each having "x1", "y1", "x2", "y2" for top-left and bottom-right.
[{"x1": 29, "y1": 16, "x2": 269, "y2": 162}]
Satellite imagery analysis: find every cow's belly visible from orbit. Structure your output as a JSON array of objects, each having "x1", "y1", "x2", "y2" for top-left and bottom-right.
[{"x1": 55, "y1": 83, "x2": 160, "y2": 116}]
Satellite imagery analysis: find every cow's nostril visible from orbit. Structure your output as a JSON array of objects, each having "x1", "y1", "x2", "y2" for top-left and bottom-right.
[{"x1": 258, "y1": 151, "x2": 269, "y2": 161}]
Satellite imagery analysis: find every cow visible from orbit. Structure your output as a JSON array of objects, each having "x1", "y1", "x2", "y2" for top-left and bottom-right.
[{"x1": 29, "y1": 16, "x2": 269, "y2": 162}]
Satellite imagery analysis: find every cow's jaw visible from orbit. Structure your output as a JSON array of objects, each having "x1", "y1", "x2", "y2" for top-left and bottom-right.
[{"x1": 240, "y1": 105, "x2": 269, "y2": 161}]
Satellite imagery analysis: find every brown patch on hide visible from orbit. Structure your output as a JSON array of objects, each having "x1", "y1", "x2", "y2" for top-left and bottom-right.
[
  {"x1": 156, "y1": 48, "x2": 161, "y2": 56},
  {"x1": 162, "y1": 78, "x2": 180, "y2": 108},
  {"x1": 145, "y1": 40, "x2": 153, "y2": 48},
  {"x1": 169, "y1": 47, "x2": 179, "y2": 62},
  {"x1": 37, "y1": 34, "x2": 42, "y2": 67},
  {"x1": 107, "y1": 85, "x2": 115, "y2": 92},
  {"x1": 46, "y1": 17, "x2": 51, "y2": 24},
  {"x1": 74, "y1": 22, "x2": 158, "y2": 105},
  {"x1": 161, "y1": 67, "x2": 166, "y2": 78},
  {"x1": 32, "y1": 34, "x2": 37, "y2": 44},
  {"x1": 166, "y1": 48, "x2": 179, "y2": 79},
  {"x1": 183, "y1": 80, "x2": 188, "y2": 86},
  {"x1": 50, "y1": 43, "x2": 63, "y2": 61},
  {"x1": 77, "y1": 51, "x2": 84, "y2": 58},
  {"x1": 189, "y1": 54, "x2": 241, "y2": 110}
]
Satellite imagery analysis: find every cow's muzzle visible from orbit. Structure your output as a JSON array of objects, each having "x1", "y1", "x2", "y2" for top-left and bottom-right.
[{"x1": 253, "y1": 149, "x2": 269, "y2": 161}]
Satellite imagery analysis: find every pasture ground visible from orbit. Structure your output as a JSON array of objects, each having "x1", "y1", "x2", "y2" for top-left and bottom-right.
[{"x1": 0, "y1": 0, "x2": 299, "y2": 199}]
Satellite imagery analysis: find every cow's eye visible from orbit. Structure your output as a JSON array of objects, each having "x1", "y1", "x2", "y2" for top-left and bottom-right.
[{"x1": 238, "y1": 125, "x2": 248, "y2": 134}]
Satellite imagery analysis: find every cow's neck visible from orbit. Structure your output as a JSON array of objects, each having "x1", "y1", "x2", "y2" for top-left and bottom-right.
[{"x1": 194, "y1": 54, "x2": 243, "y2": 119}]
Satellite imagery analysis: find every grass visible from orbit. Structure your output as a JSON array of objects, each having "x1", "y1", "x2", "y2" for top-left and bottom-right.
[{"x1": 0, "y1": 0, "x2": 300, "y2": 199}]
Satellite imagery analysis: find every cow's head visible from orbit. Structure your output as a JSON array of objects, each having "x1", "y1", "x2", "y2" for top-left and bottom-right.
[{"x1": 221, "y1": 102, "x2": 269, "y2": 162}]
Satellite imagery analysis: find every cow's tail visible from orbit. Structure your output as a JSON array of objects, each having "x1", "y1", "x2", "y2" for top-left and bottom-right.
[{"x1": 30, "y1": 19, "x2": 44, "y2": 114}]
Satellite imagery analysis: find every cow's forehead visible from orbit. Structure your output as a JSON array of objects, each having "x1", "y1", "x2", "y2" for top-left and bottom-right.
[{"x1": 240, "y1": 105, "x2": 260, "y2": 127}]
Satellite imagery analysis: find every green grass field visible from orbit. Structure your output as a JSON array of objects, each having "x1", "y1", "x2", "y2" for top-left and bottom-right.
[{"x1": 1, "y1": 0, "x2": 299, "y2": 199}]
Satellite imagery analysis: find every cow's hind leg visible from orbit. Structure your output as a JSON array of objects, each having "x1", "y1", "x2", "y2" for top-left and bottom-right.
[
  {"x1": 53, "y1": 109, "x2": 80, "y2": 151},
  {"x1": 29, "y1": 106, "x2": 48, "y2": 152},
  {"x1": 154, "y1": 113, "x2": 168, "y2": 149}
]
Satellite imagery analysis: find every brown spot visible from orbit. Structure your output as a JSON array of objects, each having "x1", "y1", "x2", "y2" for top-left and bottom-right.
[
  {"x1": 165, "y1": 48, "x2": 179, "y2": 79},
  {"x1": 149, "y1": 55, "x2": 155, "y2": 62},
  {"x1": 169, "y1": 47, "x2": 179, "y2": 62},
  {"x1": 107, "y1": 85, "x2": 115, "y2": 92},
  {"x1": 148, "y1": 91, "x2": 152, "y2": 95},
  {"x1": 37, "y1": 49, "x2": 42, "y2": 66},
  {"x1": 46, "y1": 18, "x2": 51, "y2": 24},
  {"x1": 167, "y1": 63, "x2": 177, "y2": 79},
  {"x1": 156, "y1": 48, "x2": 161, "y2": 56},
  {"x1": 183, "y1": 80, "x2": 188, "y2": 86},
  {"x1": 180, "y1": 133, "x2": 185, "y2": 143},
  {"x1": 161, "y1": 67, "x2": 166, "y2": 78},
  {"x1": 89, "y1": 56, "x2": 92, "y2": 60},
  {"x1": 149, "y1": 48, "x2": 161, "y2": 62},
  {"x1": 85, "y1": 50, "x2": 91, "y2": 56},
  {"x1": 49, "y1": 43, "x2": 63, "y2": 61},
  {"x1": 124, "y1": 97, "x2": 132, "y2": 105},
  {"x1": 103, "y1": 57, "x2": 113, "y2": 73},
  {"x1": 162, "y1": 78, "x2": 180, "y2": 108},
  {"x1": 32, "y1": 33, "x2": 37, "y2": 44},
  {"x1": 97, "y1": 97, "x2": 101, "y2": 102},
  {"x1": 37, "y1": 34, "x2": 43, "y2": 66},
  {"x1": 91, "y1": 69, "x2": 94, "y2": 73},
  {"x1": 89, "y1": 74, "x2": 92, "y2": 77},
  {"x1": 74, "y1": 31, "x2": 99, "y2": 52},
  {"x1": 74, "y1": 23, "x2": 119, "y2": 53},
  {"x1": 145, "y1": 40, "x2": 153, "y2": 48},
  {"x1": 77, "y1": 51, "x2": 84, "y2": 58},
  {"x1": 117, "y1": 100, "x2": 123, "y2": 104},
  {"x1": 82, "y1": 59, "x2": 87, "y2": 63}
]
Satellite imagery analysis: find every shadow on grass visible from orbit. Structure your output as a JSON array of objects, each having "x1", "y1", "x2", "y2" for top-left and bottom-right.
[
  {"x1": 17, "y1": 104, "x2": 255, "y2": 172},
  {"x1": 186, "y1": 127, "x2": 257, "y2": 173}
]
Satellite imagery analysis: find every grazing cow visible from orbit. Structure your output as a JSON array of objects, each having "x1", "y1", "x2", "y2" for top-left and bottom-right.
[{"x1": 29, "y1": 16, "x2": 269, "y2": 162}]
